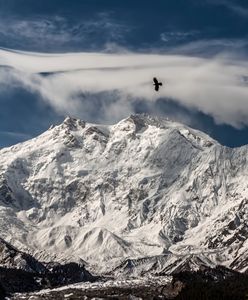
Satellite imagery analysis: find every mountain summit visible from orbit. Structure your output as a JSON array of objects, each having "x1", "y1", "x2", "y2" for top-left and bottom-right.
[{"x1": 0, "y1": 114, "x2": 247, "y2": 274}]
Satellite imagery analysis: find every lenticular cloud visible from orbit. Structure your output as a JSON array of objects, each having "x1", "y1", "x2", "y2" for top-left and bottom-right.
[{"x1": 1, "y1": 47, "x2": 248, "y2": 127}]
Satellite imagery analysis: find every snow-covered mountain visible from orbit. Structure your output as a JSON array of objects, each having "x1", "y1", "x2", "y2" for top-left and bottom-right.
[{"x1": 0, "y1": 114, "x2": 248, "y2": 274}]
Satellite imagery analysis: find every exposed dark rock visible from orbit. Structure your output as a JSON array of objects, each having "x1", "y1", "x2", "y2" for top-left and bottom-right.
[
  {"x1": 0, "y1": 266, "x2": 41, "y2": 294},
  {"x1": 7, "y1": 266, "x2": 248, "y2": 300},
  {"x1": 0, "y1": 262, "x2": 96, "y2": 296},
  {"x1": 172, "y1": 266, "x2": 248, "y2": 300},
  {"x1": 0, "y1": 237, "x2": 47, "y2": 273},
  {"x1": 45, "y1": 262, "x2": 96, "y2": 288},
  {"x1": 0, "y1": 238, "x2": 96, "y2": 297},
  {"x1": 172, "y1": 265, "x2": 238, "y2": 283},
  {"x1": 0, "y1": 282, "x2": 6, "y2": 300}
]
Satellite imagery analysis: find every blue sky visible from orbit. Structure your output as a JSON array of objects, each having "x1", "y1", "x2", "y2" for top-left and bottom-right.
[{"x1": 1, "y1": 0, "x2": 248, "y2": 147}]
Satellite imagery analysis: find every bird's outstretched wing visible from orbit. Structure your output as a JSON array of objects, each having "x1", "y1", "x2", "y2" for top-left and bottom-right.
[
  {"x1": 153, "y1": 77, "x2": 158, "y2": 84},
  {"x1": 155, "y1": 85, "x2": 159, "y2": 91}
]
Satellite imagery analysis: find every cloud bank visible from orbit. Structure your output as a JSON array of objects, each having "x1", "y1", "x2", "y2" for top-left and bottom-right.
[
  {"x1": 0, "y1": 14, "x2": 129, "y2": 51},
  {"x1": 1, "y1": 48, "x2": 248, "y2": 127}
]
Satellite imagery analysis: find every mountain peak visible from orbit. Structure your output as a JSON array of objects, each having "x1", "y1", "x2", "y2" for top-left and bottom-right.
[
  {"x1": 120, "y1": 113, "x2": 170, "y2": 129},
  {"x1": 113, "y1": 113, "x2": 216, "y2": 149},
  {"x1": 62, "y1": 116, "x2": 85, "y2": 131}
]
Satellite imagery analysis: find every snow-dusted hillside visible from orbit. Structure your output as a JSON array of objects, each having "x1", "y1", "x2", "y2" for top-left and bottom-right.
[{"x1": 0, "y1": 114, "x2": 248, "y2": 274}]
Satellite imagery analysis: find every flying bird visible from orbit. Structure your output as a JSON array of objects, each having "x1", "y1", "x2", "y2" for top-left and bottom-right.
[{"x1": 153, "y1": 77, "x2": 163, "y2": 91}]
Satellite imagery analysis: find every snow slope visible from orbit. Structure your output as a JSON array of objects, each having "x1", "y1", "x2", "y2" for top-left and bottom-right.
[{"x1": 0, "y1": 114, "x2": 248, "y2": 273}]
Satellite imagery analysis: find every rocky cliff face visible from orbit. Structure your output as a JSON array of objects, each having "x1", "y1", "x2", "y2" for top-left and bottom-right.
[{"x1": 0, "y1": 114, "x2": 247, "y2": 274}]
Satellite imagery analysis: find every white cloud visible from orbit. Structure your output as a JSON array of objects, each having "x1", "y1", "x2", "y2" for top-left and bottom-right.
[
  {"x1": 205, "y1": 0, "x2": 248, "y2": 17},
  {"x1": 160, "y1": 30, "x2": 199, "y2": 43},
  {"x1": 1, "y1": 48, "x2": 248, "y2": 127},
  {"x1": 0, "y1": 17, "x2": 74, "y2": 46},
  {"x1": 0, "y1": 14, "x2": 129, "y2": 49},
  {"x1": 0, "y1": 131, "x2": 32, "y2": 140}
]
